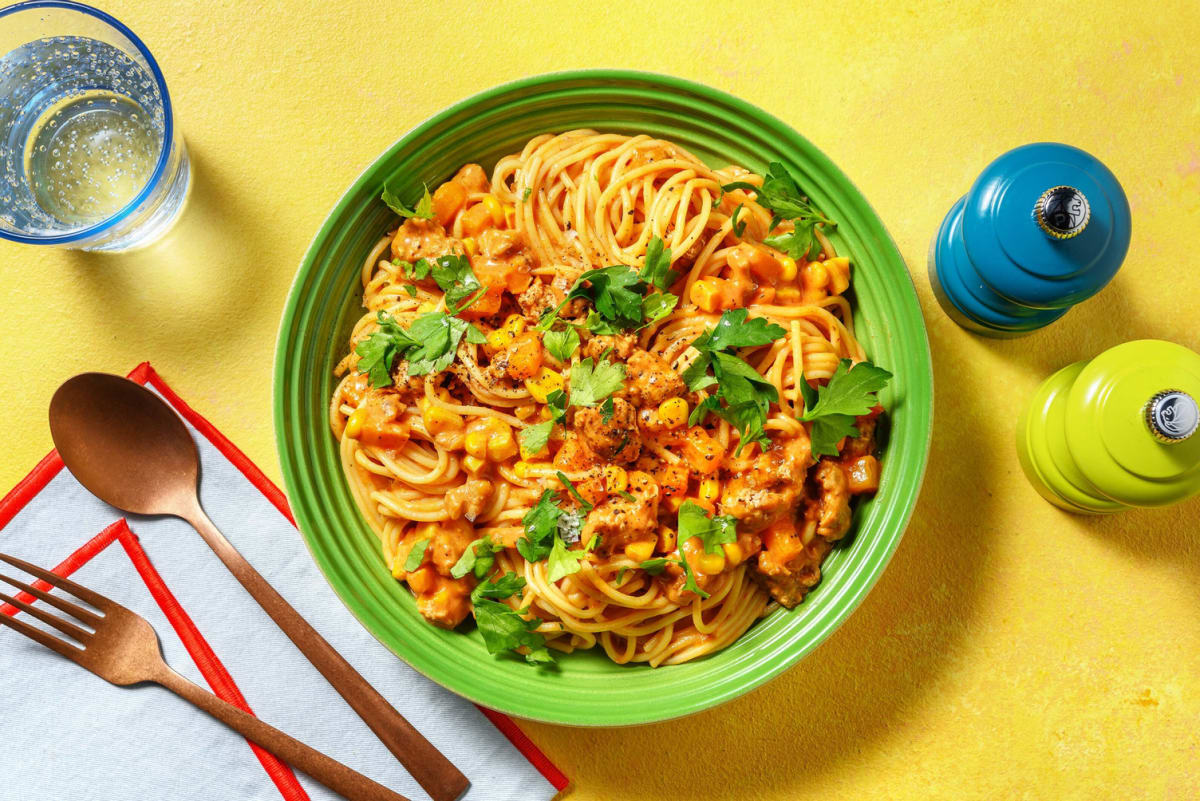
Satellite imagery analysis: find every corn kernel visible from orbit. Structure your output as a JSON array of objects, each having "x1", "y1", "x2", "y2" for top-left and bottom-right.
[
  {"x1": 698, "y1": 551, "x2": 727, "y2": 575},
  {"x1": 344, "y1": 407, "x2": 368, "y2": 439},
  {"x1": 625, "y1": 541, "x2": 655, "y2": 562},
  {"x1": 657, "y1": 526, "x2": 676, "y2": 553},
  {"x1": 779, "y1": 256, "x2": 798, "y2": 282},
  {"x1": 487, "y1": 428, "x2": 518, "y2": 461},
  {"x1": 603, "y1": 465, "x2": 629, "y2": 494},
  {"x1": 461, "y1": 236, "x2": 478, "y2": 257},
  {"x1": 657, "y1": 397, "x2": 689, "y2": 428},
  {"x1": 802, "y1": 261, "x2": 829, "y2": 291},
  {"x1": 463, "y1": 454, "x2": 487, "y2": 474},
  {"x1": 514, "y1": 403, "x2": 537, "y2": 420},
  {"x1": 698, "y1": 478, "x2": 721, "y2": 504},
  {"x1": 689, "y1": 277, "x2": 724, "y2": 312},
  {"x1": 722, "y1": 541, "x2": 744, "y2": 565},
  {"x1": 482, "y1": 194, "x2": 504, "y2": 227},
  {"x1": 418, "y1": 301, "x2": 436, "y2": 313},
  {"x1": 524, "y1": 367, "x2": 564, "y2": 403},
  {"x1": 824, "y1": 257, "x2": 851, "y2": 295},
  {"x1": 464, "y1": 430, "x2": 489, "y2": 458}
]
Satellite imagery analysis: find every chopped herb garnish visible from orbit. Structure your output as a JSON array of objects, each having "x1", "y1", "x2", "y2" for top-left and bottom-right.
[
  {"x1": 568, "y1": 357, "x2": 626, "y2": 408},
  {"x1": 556, "y1": 471, "x2": 594, "y2": 513},
  {"x1": 519, "y1": 420, "x2": 554, "y2": 456},
  {"x1": 517, "y1": 489, "x2": 562, "y2": 562},
  {"x1": 547, "y1": 530, "x2": 595, "y2": 583},
  {"x1": 403, "y1": 538, "x2": 429, "y2": 572},
  {"x1": 543, "y1": 326, "x2": 580, "y2": 362},
  {"x1": 451, "y1": 536, "x2": 503, "y2": 579},
  {"x1": 731, "y1": 203, "x2": 747, "y2": 237},
  {"x1": 676, "y1": 501, "x2": 737, "y2": 554},
  {"x1": 684, "y1": 309, "x2": 787, "y2": 453},
  {"x1": 355, "y1": 310, "x2": 486, "y2": 386},
  {"x1": 638, "y1": 556, "x2": 709, "y2": 599},
  {"x1": 600, "y1": 396, "x2": 615, "y2": 424},
  {"x1": 545, "y1": 389, "x2": 568, "y2": 422},
  {"x1": 522, "y1": 186, "x2": 532, "y2": 202},
  {"x1": 638, "y1": 236, "x2": 677, "y2": 291},
  {"x1": 426, "y1": 254, "x2": 483, "y2": 310},
  {"x1": 469, "y1": 576, "x2": 553, "y2": 666},
  {"x1": 722, "y1": 162, "x2": 834, "y2": 260},
  {"x1": 640, "y1": 291, "x2": 679, "y2": 326},
  {"x1": 402, "y1": 284, "x2": 418, "y2": 298},
  {"x1": 617, "y1": 489, "x2": 637, "y2": 502},
  {"x1": 798, "y1": 358, "x2": 892, "y2": 457},
  {"x1": 471, "y1": 571, "x2": 527, "y2": 601},
  {"x1": 381, "y1": 183, "x2": 434, "y2": 220}
]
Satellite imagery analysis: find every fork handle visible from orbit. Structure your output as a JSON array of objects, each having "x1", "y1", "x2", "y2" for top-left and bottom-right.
[
  {"x1": 157, "y1": 667, "x2": 411, "y2": 801},
  {"x1": 182, "y1": 505, "x2": 468, "y2": 801}
]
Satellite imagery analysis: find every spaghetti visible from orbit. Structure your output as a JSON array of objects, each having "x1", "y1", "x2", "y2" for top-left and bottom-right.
[{"x1": 330, "y1": 131, "x2": 887, "y2": 666}]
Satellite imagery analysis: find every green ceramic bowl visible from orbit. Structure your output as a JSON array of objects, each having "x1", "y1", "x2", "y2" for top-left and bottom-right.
[{"x1": 275, "y1": 70, "x2": 933, "y2": 726}]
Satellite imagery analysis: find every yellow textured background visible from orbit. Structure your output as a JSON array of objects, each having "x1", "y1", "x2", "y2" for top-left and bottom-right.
[{"x1": 2, "y1": 1, "x2": 1198, "y2": 799}]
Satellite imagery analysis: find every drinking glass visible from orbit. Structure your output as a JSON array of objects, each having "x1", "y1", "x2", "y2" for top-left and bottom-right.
[{"x1": 0, "y1": 0, "x2": 189, "y2": 251}]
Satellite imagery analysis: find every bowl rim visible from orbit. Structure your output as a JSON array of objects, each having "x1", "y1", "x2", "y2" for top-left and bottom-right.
[{"x1": 274, "y1": 68, "x2": 934, "y2": 725}]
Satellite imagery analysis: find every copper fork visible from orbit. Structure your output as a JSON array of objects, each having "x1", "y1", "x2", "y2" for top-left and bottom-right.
[{"x1": 0, "y1": 552, "x2": 411, "y2": 801}]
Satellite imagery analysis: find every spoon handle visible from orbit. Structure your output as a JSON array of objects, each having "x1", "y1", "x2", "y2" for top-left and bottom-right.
[{"x1": 183, "y1": 504, "x2": 470, "y2": 801}]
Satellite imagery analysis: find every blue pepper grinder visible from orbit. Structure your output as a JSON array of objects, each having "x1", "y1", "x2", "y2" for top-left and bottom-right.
[{"x1": 929, "y1": 143, "x2": 1131, "y2": 337}]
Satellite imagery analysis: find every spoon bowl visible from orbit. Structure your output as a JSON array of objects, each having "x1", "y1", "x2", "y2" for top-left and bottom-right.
[{"x1": 49, "y1": 373, "x2": 200, "y2": 517}]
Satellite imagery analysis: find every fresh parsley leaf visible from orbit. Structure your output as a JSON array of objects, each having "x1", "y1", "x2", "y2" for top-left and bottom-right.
[
  {"x1": 808, "y1": 414, "x2": 861, "y2": 459},
  {"x1": 465, "y1": 323, "x2": 487, "y2": 344},
  {"x1": 731, "y1": 203, "x2": 747, "y2": 237},
  {"x1": 568, "y1": 358, "x2": 626, "y2": 407},
  {"x1": 543, "y1": 327, "x2": 579, "y2": 362},
  {"x1": 683, "y1": 309, "x2": 786, "y2": 453},
  {"x1": 798, "y1": 359, "x2": 891, "y2": 457},
  {"x1": 567, "y1": 266, "x2": 645, "y2": 329},
  {"x1": 403, "y1": 538, "x2": 430, "y2": 572},
  {"x1": 800, "y1": 359, "x2": 892, "y2": 419},
  {"x1": 472, "y1": 598, "x2": 552, "y2": 664},
  {"x1": 522, "y1": 186, "x2": 532, "y2": 202},
  {"x1": 600, "y1": 396, "x2": 615, "y2": 424},
  {"x1": 545, "y1": 389, "x2": 568, "y2": 422},
  {"x1": 723, "y1": 162, "x2": 834, "y2": 260},
  {"x1": 584, "y1": 311, "x2": 620, "y2": 336},
  {"x1": 641, "y1": 291, "x2": 679, "y2": 326},
  {"x1": 519, "y1": 420, "x2": 554, "y2": 456},
  {"x1": 517, "y1": 490, "x2": 561, "y2": 562},
  {"x1": 547, "y1": 535, "x2": 591, "y2": 582},
  {"x1": 451, "y1": 536, "x2": 503, "y2": 579},
  {"x1": 638, "y1": 236, "x2": 677, "y2": 290},
  {"x1": 556, "y1": 471, "x2": 594, "y2": 513},
  {"x1": 427, "y1": 254, "x2": 483, "y2": 310},
  {"x1": 639, "y1": 558, "x2": 671, "y2": 575},
  {"x1": 354, "y1": 312, "x2": 418, "y2": 388},
  {"x1": 679, "y1": 553, "x2": 709, "y2": 599},
  {"x1": 692, "y1": 308, "x2": 787, "y2": 352},
  {"x1": 404, "y1": 312, "x2": 476, "y2": 376},
  {"x1": 617, "y1": 489, "x2": 636, "y2": 502},
  {"x1": 676, "y1": 501, "x2": 737, "y2": 554},
  {"x1": 402, "y1": 284, "x2": 417, "y2": 298},
  {"x1": 381, "y1": 183, "x2": 435, "y2": 220},
  {"x1": 471, "y1": 571, "x2": 527, "y2": 601}
]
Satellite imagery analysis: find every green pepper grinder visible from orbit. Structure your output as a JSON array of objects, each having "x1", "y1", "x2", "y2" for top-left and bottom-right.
[{"x1": 1016, "y1": 340, "x2": 1200, "y2": 513}]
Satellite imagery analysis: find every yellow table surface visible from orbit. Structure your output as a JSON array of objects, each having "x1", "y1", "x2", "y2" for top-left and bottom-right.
[{"x1": 2, "y1": 1, "x2": 1198, "y2": 798}]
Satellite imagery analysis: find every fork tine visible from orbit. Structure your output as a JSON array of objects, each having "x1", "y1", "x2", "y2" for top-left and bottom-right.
[
  {"x1": 0, "y1": 610, "x2": 84, "y2": 661},
  {"x1": 0, "y1": 572, "x2": 103, "y2": 626},
  {"x1": 0, "y1": 591, "x2": 92, "y2": 643},
  {"x1": 0, "y1": 552, "x2": 110, "y2": 610}
]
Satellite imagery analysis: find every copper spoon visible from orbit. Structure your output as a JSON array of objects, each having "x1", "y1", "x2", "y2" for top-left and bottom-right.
[{"x1": 48, "y1": 373, "x2": 469, "y2": 801}]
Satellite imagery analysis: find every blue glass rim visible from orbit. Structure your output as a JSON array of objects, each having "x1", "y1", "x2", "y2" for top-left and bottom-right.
[{"x1": 0, "y1": 0, "x2": 174, "y2": 244}]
